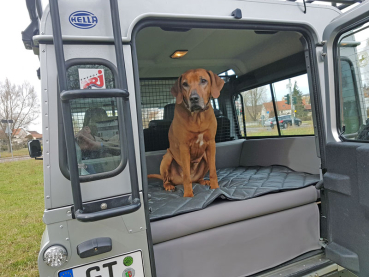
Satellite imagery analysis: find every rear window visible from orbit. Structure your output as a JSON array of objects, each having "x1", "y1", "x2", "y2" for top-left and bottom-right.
[{"x1": 60, "y1": 63, "x2": 125, "y2": 176}]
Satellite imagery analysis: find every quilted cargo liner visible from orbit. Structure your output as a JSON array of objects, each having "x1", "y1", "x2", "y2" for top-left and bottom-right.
[{"x1": 148, "y1": 165, "x2": 320, "y2": 221}]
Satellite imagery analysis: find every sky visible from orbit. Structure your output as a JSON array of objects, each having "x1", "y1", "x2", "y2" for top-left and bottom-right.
[
  {"x1": 0, "y1": 1, "x2": 43, "y2": 133},
  {"x1": 0, "y1": 1, "x2": 358, "y2": 134}
]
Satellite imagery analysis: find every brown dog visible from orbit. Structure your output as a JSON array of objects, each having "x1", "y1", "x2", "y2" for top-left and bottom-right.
[{"x1": 148, "y1": 69, "x2": 225, "y2": 197}]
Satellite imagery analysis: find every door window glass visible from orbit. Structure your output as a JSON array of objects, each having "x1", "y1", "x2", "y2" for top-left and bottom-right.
[
  {"x1": 337, "y1": 23, "x2": 369, "y2": 141},
  {"x1": 66, "y1": 64, "x2": 123, "y2": 175},
  {"x1": 272, "y1": 74, "x2": 314, "y2": 136},
  {"x1": 234, "y1": 85, "x2": 279, "y2": 137}
]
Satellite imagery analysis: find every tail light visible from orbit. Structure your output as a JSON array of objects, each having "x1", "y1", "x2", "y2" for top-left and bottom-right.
[{"x1": 279, "y1": 120, "x2": 284, "y2": 123}]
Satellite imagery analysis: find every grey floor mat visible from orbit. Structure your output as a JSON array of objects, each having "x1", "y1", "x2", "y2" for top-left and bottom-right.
[{"x1": 148, "y1": 165, "x2": 320, "y2": 221}]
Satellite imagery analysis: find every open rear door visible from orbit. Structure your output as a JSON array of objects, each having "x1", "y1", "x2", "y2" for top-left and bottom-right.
[{"x1": 322, "y1": 3, "x2": 369, "y2": 276}]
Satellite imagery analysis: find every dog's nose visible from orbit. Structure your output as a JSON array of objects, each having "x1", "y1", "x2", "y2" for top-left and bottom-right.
[{"x1": 190, "y1": 92, "x2": 199, "y2": 103}]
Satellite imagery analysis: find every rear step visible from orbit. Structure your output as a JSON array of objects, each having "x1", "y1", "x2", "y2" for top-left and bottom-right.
[{"x1": 251, "y1": 252, "x2": 357, "y2": 277}]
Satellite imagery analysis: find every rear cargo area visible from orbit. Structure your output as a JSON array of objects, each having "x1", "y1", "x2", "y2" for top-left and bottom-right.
[
  {"x1": 146, "y1": 138, "x2": 321, "y2": 276},
  {"x1": 136, "y1": 25, "x2": 322, "y2": 276}
]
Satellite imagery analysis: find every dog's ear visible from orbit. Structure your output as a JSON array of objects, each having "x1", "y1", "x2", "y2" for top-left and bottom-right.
[
  {"x1": 207, "y1": 70, "x2": 225, "y2": 99},
  {"x1": 171, "y1": 76, "x2": 183, "y2": 104}
]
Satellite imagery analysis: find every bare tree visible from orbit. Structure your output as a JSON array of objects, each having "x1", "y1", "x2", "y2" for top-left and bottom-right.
[
  {"x1": 0, "y1": 79, "x2": 40, "y2": 151},
  {"x1": 242, "y1": 86, "x2": 268, "y2": 121}
]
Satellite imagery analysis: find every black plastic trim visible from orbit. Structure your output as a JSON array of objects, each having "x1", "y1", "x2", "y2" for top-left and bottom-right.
[
  {"x1": 75, "y1": 201, "x2": 141, "y2": 222},
  {"x1": 231, "y1": 8, "x2": 242, "y2": 19},
  {"x1": 269, "y1": 83, "x2": 282, "y2": 136},
  {"x1": 77, "y1": 237, "x2": 112, "y2": 258},
  {"x1": 60, "y1": 88, "x2": 129, "y2": 101},
  {"x1": 23, "y1": 0, "x2": 40, "y2": 51}
]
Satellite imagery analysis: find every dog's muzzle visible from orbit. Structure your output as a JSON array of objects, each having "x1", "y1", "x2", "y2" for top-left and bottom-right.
[{"x1": 189, "y1": 91, "x2": 205, "y2": 112}]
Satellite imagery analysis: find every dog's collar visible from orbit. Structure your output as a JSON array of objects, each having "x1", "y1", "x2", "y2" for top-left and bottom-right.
[{"x1": 203, "y1": 99, "x2": 211, "y2": 111}]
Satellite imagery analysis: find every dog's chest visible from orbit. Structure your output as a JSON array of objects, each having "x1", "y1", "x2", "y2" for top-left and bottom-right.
[
  {"x1": 189, "y1": 133, "x2": 207, "y2": 146},
  {"x1": 189, "y1": 133, "x2": 208, "y2": 157},
  {"x1": 195, "y1": 133, "x2": 204, "y2": 147}
]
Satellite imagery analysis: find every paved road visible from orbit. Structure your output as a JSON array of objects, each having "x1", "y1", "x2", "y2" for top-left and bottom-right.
[{"x1": 0, "y1": 156, "x2": 31, "y2": 163}]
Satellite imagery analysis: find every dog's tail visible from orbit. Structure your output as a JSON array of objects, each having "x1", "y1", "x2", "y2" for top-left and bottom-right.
[{"x1": 147, "y1": 174, "x2": 163, "y2": 180}]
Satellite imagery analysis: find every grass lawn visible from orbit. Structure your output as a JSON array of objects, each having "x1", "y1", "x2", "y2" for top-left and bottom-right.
[
  {"x1": 280, "y1": 125, "x2": 315, "y2": 136},
  {"x1": 248, "y1": 122, "x2": 314, "y2": 137},
  {"x1": 0, "y1": 148, "x2": 30, "y2": 159},
  {"x1": 0, "y1": 159, "x2": 44, "y2": 277}
]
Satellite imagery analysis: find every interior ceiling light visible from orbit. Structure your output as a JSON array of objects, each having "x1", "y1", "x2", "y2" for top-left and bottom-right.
[{"x1": 170, "y1": 50, "x2": 188, "y2": 59}]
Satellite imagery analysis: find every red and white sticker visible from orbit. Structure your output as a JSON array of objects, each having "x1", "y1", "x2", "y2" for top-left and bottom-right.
[{"x1": 79, "y1": 68, "x2": 106, "y2": 89}]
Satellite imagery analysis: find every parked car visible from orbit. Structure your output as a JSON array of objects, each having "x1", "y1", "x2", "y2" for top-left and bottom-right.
[
  {"x1": 271, "y1": 115, "x2": 302, "y2": 129},
  {"x1": 263, "y1": 117, "x2": 275, "y2": 128}
]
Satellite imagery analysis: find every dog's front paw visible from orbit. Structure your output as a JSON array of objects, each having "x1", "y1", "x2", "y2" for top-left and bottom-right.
[
  {"x1": 164, "y1": 182, "x2": 176, "y2": 192},
  {"x1": 210, "y1": 179, "x2": 219, "y2": 189},
  {"x1": 183, "y1": 191, "x2": 194, "y2": 197}
]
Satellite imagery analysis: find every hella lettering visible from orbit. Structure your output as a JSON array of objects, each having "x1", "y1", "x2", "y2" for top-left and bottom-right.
[{"x1": 69, "y1": 11, "x2": 98, "y2": 29}]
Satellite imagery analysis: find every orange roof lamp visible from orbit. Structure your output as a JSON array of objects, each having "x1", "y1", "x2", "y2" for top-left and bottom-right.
[{"x1": 170, "y1": 50, "x2": 188, "y2": 59}]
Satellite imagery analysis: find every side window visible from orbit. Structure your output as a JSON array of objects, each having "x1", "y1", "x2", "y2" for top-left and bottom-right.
[
  {"x1": 234, "y1": 85, "x2": 279, "y2": 137},
  {"x1": 337, "y1": 24, "x2": 369, "y2": 141},
  {"x1": 234, "y1": 74, "x2": 314, "y2": 138},
  {"x1": 272, "y1": 74, "x2": 314, "y2": 136},
  {"x1": 65, "y1": 64, "x2": 122, "y2": 175}
]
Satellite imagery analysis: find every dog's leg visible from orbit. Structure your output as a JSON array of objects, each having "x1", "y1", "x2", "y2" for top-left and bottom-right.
[
  {"x1": 196, "y1": 159, "x2": 210, "y2": 186},
  {"x1": 179, "y1": 144, "x2": 194, "y2": 197},
  {"x1": 160, "y1": 151, "x2": 176, "y2": 192},
  {"x1": 206, "y1": 140, "x2": 219, "y2": 189}
]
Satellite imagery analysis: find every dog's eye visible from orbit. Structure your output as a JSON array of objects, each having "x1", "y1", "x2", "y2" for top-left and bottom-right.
[
  {"x1": 182, "y1": 82, "x2": 188, "y2": 87},
  {"x1": 201, "y1": 78, "x2": 207, "y2": 84}
]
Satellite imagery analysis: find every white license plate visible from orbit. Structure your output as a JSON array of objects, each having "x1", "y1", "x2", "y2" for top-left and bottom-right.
[{"x1": 58, "y1": 250, "x2": 144, "y2": 277}]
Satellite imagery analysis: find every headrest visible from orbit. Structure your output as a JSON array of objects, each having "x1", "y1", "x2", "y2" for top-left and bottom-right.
[
  {"x1": 214, "y1": 109, "x2": 223, "y2": 117},
  {"x1": 164, "y1": 104, "x2": 175, "y2": 121},
  {"x1": 148, "y1": 120, "x2": 172, "y2": 129},
  {"x1": 83, "y1": 107, "x2": 109, "y2": 126}
]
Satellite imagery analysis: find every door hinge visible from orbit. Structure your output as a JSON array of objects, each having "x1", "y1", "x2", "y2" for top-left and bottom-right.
[
  {"x1": 316, "y1": 40, "x2": 327, "y2": 47},
  {"x1": 319, "y1": 51, "x2": 327, "y2": 62},
  {"x1": 319, "y1": 238, "x2": 328, "y2": 248}
]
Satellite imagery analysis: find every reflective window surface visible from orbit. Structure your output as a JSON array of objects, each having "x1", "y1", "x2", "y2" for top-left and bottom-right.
[
  {"x1": 272, "y1": 75, "x2": 314, "y2": 136},
  {"x1": 66, "y1": 65, "x2": 122, "y2": 175},
  {"x1": 337, "y1": 23, "x2": 369, "y2": 141}
]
